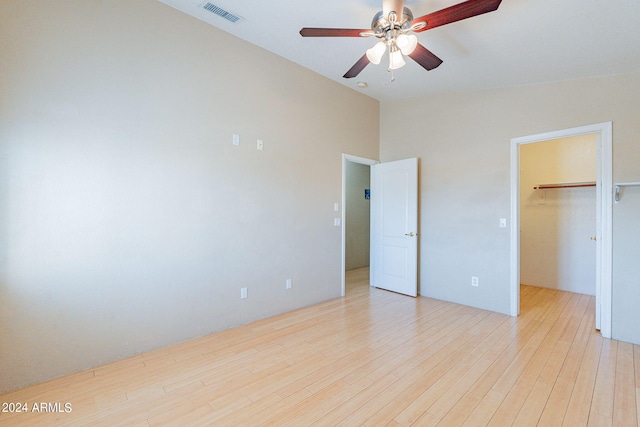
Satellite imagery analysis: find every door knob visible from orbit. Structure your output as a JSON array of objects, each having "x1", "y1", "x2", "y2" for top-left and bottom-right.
[
  {"x1": 590, "y1": 236, "x2": 597, "y2": 241},
  {"x1": 405, "y1": 232, "x2": 415, "y2": 237}
]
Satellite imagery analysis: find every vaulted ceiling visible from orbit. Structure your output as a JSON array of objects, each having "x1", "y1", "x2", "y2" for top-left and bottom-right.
[{"x1": 158, "y1": 0, "x2": 640, "y2": 101}]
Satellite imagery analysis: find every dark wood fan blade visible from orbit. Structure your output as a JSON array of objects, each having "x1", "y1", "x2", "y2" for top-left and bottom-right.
[
  {"x1": 408, "y1": 43, "x2": 443, "y2": 71},
  {"x1": 300, "y1": 28, "x2": 370, "y2": 37},
  {"x1": 343, "y1": 54, "x2": 370, "y2": 79},
  {"x1": 412, "y1": 0, "x2": 502, "y2": 32}
]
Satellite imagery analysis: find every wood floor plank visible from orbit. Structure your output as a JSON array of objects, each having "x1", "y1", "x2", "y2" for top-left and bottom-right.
[
  {"x1": 588, "y1": 339, "x2": 618, "y2": 426},
  {"x1": 613, "y1": 341, "x2": 637, "y2": 427},
  {"x1": 0, "y1": 273, "x2": 634, "y2": 427},
  {"x1": 538, "y1": 297, "x2": 595, "y2": 425},
  {"x1": 511, "y1": 299, "x2": 587, "y2": 426},
  {"x1": 362, "y1": 312, "x2": 499, "y2": 425},
  {"x1": 461, "y1": 390, "x2": 506, "y2": 427},
  {"x1": 469, "y1": 291, "x2": 575, "y2": 426},
  {"x1": 433, "y1": 391, "x2": 482, "y2": 427},
  {"x1": 392, "y1": 315, "x2": 507, "y2": 425},
  {"x1": 310, "y1": 374, "x2": 400, "y2": 426},
  {"x1": 563, "y1": 325, "x2": 604, "y2": 426}
]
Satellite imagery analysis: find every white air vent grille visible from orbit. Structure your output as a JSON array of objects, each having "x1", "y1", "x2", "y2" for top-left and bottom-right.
[{"x1": 202, "y1": 3, "x2": 242, "y2": 23}]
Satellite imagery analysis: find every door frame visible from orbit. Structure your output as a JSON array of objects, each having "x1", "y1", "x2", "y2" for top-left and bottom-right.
[
  {"x1": 509, "y1": 122, "x2": 612, "y2": 338},
  {"x1": 341, "y1": 154, "x2": 378, "y2": 296}
]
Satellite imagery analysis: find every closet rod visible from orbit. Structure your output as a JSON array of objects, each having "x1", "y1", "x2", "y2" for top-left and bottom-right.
[{"x1": 533, "y1": 181, "x2": 596, "y2": 190}]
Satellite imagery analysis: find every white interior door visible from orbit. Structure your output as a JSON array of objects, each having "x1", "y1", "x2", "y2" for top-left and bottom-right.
[{"x1": 370, "y1": 158, "x2": 418, "y2": 297}]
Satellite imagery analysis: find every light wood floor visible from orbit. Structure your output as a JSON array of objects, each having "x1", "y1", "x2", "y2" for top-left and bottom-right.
[{"x1": 1, "y1": 268, "x2": 638, "y2": 426}]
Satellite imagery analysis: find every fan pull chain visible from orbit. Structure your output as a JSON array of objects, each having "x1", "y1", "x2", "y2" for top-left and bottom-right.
[{"x1": 388, "y1": 46, "x2": 396, "y2": 82}]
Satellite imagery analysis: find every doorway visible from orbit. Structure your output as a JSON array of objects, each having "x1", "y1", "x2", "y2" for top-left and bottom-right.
[
  {"x1": 341, "y1": 154, "x2": 377, "y2": 296},
  {"x1": 520, "y1": 135, "x2": 597, "y2": 294},
  {"x1": 510, "y1": 122, "x2": 612, "y2": 338}
]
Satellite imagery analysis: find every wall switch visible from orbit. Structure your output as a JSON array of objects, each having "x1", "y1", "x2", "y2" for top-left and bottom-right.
[
  {"x1": 233, "y1": 134, "x2": 240, "y2": 146},
  {"x1": 334, "y1": 218, "x2": 341, "y2": 226},
  {"x1": 499, "y1": 218, "x2": 507, "y2": 228},
  {"x1": 240, "y1": 287, "x2": 247, "y2": 299},
  {"x1": 286, "y1": 279, "x2": 292, "y2": 289},
  {"x1": 334, "y1": 202, "x2": 339, "y2": 212},
  {"x1": 471, "y1": 276, "x2": 479, "y2": 287},
  {"x1": 257, "y1": 139, "x2": 263, "y2": 150}
]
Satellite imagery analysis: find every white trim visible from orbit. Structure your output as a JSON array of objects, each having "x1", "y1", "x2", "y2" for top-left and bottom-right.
[
  {"x1": 509, "y1": 140, "x2": 520, "y2": 316},
  {"x1": 341, "y1": 154, "x2": 379, "y2": 297},
  {"x1": 510, "y1": 122, "x2": 612, "y2": 338}
]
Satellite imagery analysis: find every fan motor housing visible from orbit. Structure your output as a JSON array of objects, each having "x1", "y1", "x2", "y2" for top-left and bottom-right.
[{"x1": 371, "y1": 7, "x2": 414, "y2": 33}]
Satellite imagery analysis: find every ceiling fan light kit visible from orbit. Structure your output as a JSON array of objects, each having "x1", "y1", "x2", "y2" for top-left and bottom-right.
[
  {"x1": 364, "y1": 10, "x2": 419, "y2": 74},
  {"x1": 366, "y1": 41, "x2": 386, "y2": 65},
  {"x1": 300, "y1": 0, "x2": 502, "y2": 81},
  {"x1": 397, "y1": 34, "x2": 418, "y2": 56},
  {"x1": 389, "y1": 46, "x2": 406, "y2": 71}
]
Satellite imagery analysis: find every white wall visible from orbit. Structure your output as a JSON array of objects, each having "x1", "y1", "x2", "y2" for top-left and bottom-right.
[
  {"x1": 345, "y1": 161, "x2": 371, "y2": 270},
  {"x1": 381, "y1": 72, "x2": 640, "y2": 345},
  {"x1": 520, "y1": 135, "x2": 597, "y2": 295},
  {"x1": 612, "y1": 183, "x2": 640, "y2": 344},
  {"x1": 0, "y1": 0, "x2": 379, "y2": 392}
]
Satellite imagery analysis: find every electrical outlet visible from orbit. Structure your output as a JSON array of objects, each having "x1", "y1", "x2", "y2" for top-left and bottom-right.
[
  {"x1": 499, "y1": 218, "x2": 507, "y2": 228},
  {"x1": 240, "y1": 287, "x2": 247, "y2": 299},
  {"x1": 471, "y1": 276, "x2": 479, "y2": 287},
  {"x1": 286, "y1": 279, "x2": 292, "y2": 289},
  {"x1": 232, "y1": 134, "x2": 240, "y2": 146},
  {"x1": 334, "y1": 218, "x2": 341, "y2": 226}
]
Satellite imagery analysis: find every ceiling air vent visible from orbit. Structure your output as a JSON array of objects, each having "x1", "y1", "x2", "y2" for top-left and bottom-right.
[{"x1": 202, "y1": 2, "x2": 242, "y2": 23}]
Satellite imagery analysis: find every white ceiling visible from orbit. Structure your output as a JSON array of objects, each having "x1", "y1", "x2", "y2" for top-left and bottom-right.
[{"x1": 158, "y1": 0, "x2": 640, "y2": 101}]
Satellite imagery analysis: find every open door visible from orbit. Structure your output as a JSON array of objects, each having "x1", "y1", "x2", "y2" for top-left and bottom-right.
[{"x1": 370, "y1": 158, "x2": 418, "y2": 297}]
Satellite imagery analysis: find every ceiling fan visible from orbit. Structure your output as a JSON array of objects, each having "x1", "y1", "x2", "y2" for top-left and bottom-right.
[{"x1": 300, "y1": 0, "x2": 502, "y2": 79}]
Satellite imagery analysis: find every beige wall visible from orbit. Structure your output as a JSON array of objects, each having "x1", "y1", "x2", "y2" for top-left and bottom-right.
[
  {"x1": 0, "y1": 0, "x2": 379, "y2": 392},
  {"x1": 520, "y1": 135, "x2": 597, "y2": 295},
  {"x1": 381, "y1": 72, "x2": 640, "y2": 344}
]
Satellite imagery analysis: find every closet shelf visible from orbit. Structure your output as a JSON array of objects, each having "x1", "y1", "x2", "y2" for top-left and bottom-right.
[
  {"x1": 614, "y1": 181, "x2": 640, "y2": 203},
  {"x1": 533, "y1": 181, "x2": 596, "y2": 190}
]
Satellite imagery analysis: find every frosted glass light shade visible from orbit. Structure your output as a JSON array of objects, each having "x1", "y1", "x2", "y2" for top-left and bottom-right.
[
  {"x1": 396, "y1": 34, "x2": 418, "y2": 55},
  {"x1": 389, "y1": 49, "x2": 406, "y2": 70},
  {"x1": 366, "y1": 41, "x2": 386, "y2": 65}
]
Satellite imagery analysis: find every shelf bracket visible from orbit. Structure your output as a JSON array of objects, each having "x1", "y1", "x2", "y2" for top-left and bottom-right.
[{"x1": 614, "y1": 181, "x2": 640, "y2": 203}]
